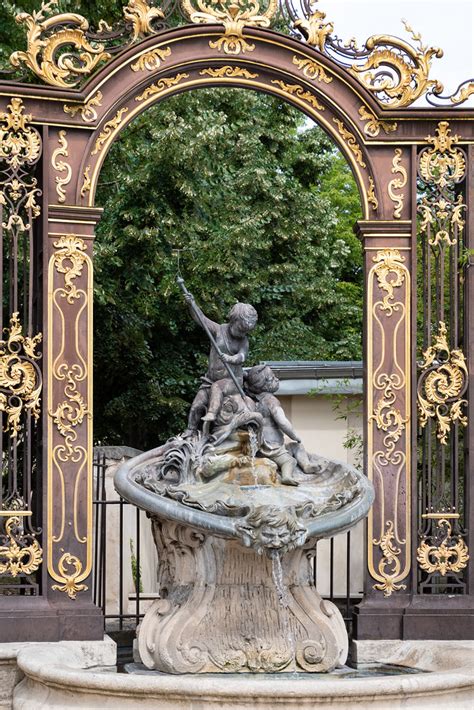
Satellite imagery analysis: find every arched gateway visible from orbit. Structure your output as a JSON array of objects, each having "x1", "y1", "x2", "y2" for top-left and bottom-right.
[{"x1": 0, "y1": 0, "x2": 473, "y2": 642}]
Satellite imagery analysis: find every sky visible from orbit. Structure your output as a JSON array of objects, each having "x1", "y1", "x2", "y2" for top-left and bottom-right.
[{"x1": 317, "y1": 0, "x2": 474, "y2": 106}]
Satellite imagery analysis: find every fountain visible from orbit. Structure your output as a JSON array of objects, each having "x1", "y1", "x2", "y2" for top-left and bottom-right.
[{"x1": 115, "y1": 280, "x2": 374, "y2": 674}]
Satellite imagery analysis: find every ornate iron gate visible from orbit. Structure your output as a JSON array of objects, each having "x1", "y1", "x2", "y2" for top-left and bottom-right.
[{"x1": 0, "y1": 0, "x2": 473, "y2": 641}]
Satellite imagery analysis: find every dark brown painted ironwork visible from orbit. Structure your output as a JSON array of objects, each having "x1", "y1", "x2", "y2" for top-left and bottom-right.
[{"x1": 0, "y1": 12, "x2": 473, "y2": 642}]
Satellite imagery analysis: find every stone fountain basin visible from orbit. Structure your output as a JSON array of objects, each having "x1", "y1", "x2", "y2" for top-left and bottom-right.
[{"x1": 114, "y1": 445, "x2": 374, "y2": 546}]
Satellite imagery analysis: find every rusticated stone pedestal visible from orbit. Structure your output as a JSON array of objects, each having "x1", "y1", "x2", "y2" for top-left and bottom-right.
[{"x1": 137, "y1": 519, "x2": 348, "y2": 673}]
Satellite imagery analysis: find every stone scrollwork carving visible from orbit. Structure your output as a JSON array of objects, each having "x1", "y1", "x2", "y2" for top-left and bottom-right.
[
  {"x1": 0, "y1": 312, "x2": 42, "y2": 438},
  {"x1": 138, "y1": 519, "x2": 346, "y2": 673},
  {"x1": 417, "y1": 321, "x2": 468, "y2": 445},
  {"x1": 182, "y1": 0, "x2": 279, "y2": 55},
  {"x1": 0, "y1": 515, "x2": 43, "y2": 578}
]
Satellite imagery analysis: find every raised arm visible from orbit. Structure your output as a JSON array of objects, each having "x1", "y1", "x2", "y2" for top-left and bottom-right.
[{"x1": 185, "y1": 296, "x2": 219, "y2": 336}]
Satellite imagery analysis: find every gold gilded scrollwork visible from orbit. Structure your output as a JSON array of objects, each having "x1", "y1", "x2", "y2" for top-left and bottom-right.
[
  {"x1": 332, "y1": 119, "x2": 365, "y2": 168},
  {"x1": 368, "y1": 249, "x2": 411, "y2": 597},
  {"x1": 367, "y1": 177, "x2": 378, "y2": 212},
  {"x1": 0, "y1": 515, "x2": 43, "y2": 577},
  {"x1": 294, "y1": 3, "x2": 334, "y2": 52},
  {"x1": 0, "y1": 313, "x2": 42, "y2": 438},
  {"x1": 350, "y1": 20, "x2": 443, "y2": 109},
  {"x1": 51, "y1": 130, "x2": 72, "y2": 204},
  {"x1": 91, "y1": 108, "x2": 129, "y2": 156},
  {"x1": 64, "y1": 91, "x2": 103, "y2": 123},
  {"x1": 292, "y1": 56, "x2": 332, "y2": 83},
  {"x1": 48, "y1": 234, "x2": 92, "y2": 598},
  {"x1": 358, "y1": 106, "x2": 397, "y2": 138},
  {"x1": 373, "y1": 521, "x2": 407, "y2": 596},
  {"x1": 388, "y1": 149, "x2": 407, "y2": 219},
  {"x1": 271, "y1": 80, "x2": 324, "y2": 111},
  {"x1": 10, "y1": 1, "x2": 111, "y2": 89},
  {"x1": 200, "y1": 66, "x2": 258, "y2": 79},
  {"x1": 182, "y1": 0, "x2": 278, "y2": 55},
  {"x1": 417, "y1": 321, "x2": 468, "y2": 445},
  {"x1": 131, "y1": 47, "x2": 171, "y2": 72},
  {"x1": 81, "y1": 166, "x2": 92, "y2": 198},
  {"x1": 417, "y1": 519, "x2": 469, "y2": 576},
  {"x1": 52, "y1": 552, "x2": 88, "y2": 599},
  {"x1": 418, "y1": 193, "x2": 465, "y2": 248},
  {"x1": 418, "y1": 122, "x2": 466, "y2": 189},
  {"x1": 0, "y1": 97, "x2": 41, "y2": 170},
  {"x1": 123, "y1": 0, "x2": 164, "y2": 41},
  {"x1": 136, "y1": 73, "x2": 190, "y2": 102}
]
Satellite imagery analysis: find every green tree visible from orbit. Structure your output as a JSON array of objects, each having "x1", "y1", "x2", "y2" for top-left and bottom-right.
[{"x1": 93, "y1": 88, "x2": 363, "y2": 448}]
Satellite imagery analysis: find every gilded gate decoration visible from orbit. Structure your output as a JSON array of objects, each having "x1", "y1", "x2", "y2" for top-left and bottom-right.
[
  {"x1": 367, "y1": 249, "x2": 411, "y2": 597},
  {"x1": 0, "y1": 0, "x2": 473, "y2": 641},
  {"x1": 47, "y1": 234, "x2": 93, "y2": 599}
]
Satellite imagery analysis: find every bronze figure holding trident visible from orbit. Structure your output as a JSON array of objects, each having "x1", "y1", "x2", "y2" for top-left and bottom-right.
[{"x1": 177, "y1": 276, "x2": 258, "y2": 434}]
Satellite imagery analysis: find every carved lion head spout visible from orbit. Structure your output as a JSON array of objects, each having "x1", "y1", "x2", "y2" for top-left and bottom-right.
[{"x1": 236, "y1": 506, "x2": 308, "y2": 555}]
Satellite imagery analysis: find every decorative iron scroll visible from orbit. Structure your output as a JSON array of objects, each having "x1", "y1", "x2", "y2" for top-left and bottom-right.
[
  {"x1": 358, "y1": 106, "x2": 397, "y2": 138},
  {"x1": 417, "y1": 516, "x2": 469, "y2": 577},
  {"x1": 8, "y1": 1, "x2": 166, "y2": 88},
  {"x1": 0, "y1": 96, "x2": 43, "y2": 588},
  {"x1": 416, "y1": 121, "x2": 468, "y2": 594},
  {"x1": 367, "y1": 249, "x2": 410, "y2": 597},
  {"x1": 5, "y1": 0, "x2": 460, "y2": 107},
  {"x1": 51, "y1": 130, "x2": 72, "y2": 203},
  {"x1": 64, "y1": 91, "x2": 103, "y2": 123},
  {"x1": 0, "y1": 515, "x2": 42, "y2": 578},
  {"x1": 182, "y1": 0, "x2": 278, "y2": 55},
  {"x1": 48, "y1": 234, "x2": 93, "y2": 599},
  {"x1": 0, "y1": 313, "x2": 42, "y2": 437},
  {"x1": 418, "y1": 322, "x2": 468, "y2": 445},
  {"x1": 388, "y1": 149, "x2": 407, "y2": 220},
  {"x1": 290, "y1": 3, "x2": 444, "y2": 108}
]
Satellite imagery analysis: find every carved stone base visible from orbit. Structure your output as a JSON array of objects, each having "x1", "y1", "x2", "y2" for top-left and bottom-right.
[{"x1": 138, "y1": 519, "x2": 348, "y2": 673}]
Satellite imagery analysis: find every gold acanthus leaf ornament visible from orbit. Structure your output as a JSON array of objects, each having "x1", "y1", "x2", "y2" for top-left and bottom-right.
[
  {"x1": 51, "y1": 552, "x2": 88, "y2": 599},
  {"x1": 292, "y1": 56, "x2": 332, "y2": 83},
  {"x1": 51, "y1": 130, "x2": 72, "y2": 204},
  {"x1": 417, "y1": 519, "x2": 469, "y2": 576},
  {"x1": 135, "y1": 74, "x2": 190, "y2": 102},
  {"x1": 182, "y1": 0, "x2": 278, "y2": 55},
  {"x1": 200, "y1": 66, "x2": 258, "y2": 79},
  {"x1": 9, "y1": 1, "x2": 111, "y2": 89},
  {"x1": 0, "y1": 313, "x2": 42, "y2": 438},
  {"x1": 358, "y1": 106, "x2": 397, "y2": 138},
  {"x1": 91, "y1": 108, "x2": 129, "y2": 156},
  {"x1": 350, "y1": 20, "x2": 443, "y2": 109},
  {"x1": 294, "y1": 3, "x2": 334, "y2": 52},
  {"x1": 0, "y1": 516, "x2": 43, "y2": 577},
  {"x1": 63, "y1": 91, "x2": 103, "y2": 123},
  {"x1": 417, "y1": 321, "x2": 468, "y2": 445},
  {"x1": 123, "y1": 0, "x2": 164, "y2": 41},
  {"x1": 131, "y1": 47, "x2": 172, "y2": 72},
  {"x1": 52, "y1": 234, "x2": 88, "y2": 303},
  {"x1": 0, "y1": 98, "x2": 41, "y2": 170},
  {"x1": 271, "y1": 81, "x2": 324, "y2": 111},
  {"x1": 332, "y1": 119, "x2": 365, "y2": 168},
  {"x1": 418, "y1": 122, "x2": 466, "y2": 188},
  {"x1": 388, "y1": 149, "x2": 407, "y2": 219},
  {"x1": 373, "y1": 520, "x2": 407, "y2": 597},
  {"x1": 372, "y1": 249, "x2": 406, "y2": 314},
  {"x1": 367, "y1": 176, "x2": 378, "y2": 211}
]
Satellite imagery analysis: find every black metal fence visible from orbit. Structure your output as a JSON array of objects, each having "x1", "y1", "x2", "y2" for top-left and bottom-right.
[{"x1": 92, "y1": 452, "x2": 362, "y2": 654}]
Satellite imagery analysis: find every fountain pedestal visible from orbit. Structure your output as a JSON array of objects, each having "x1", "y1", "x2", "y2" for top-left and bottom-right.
[{"x1": 138, "y1": 519, "x2": 348, "y2": 673}]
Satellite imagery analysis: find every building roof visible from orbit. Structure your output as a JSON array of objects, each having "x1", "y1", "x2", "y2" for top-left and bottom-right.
[{"x1": 259, "y1": 361, "x2": 363, "y2": 396}]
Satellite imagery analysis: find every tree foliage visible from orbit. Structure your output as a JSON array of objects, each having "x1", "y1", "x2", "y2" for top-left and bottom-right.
[{"x1": 93, "y1": 88, "x2": 362, "y2": 448}]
